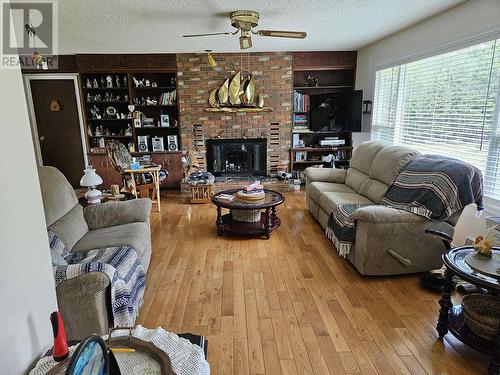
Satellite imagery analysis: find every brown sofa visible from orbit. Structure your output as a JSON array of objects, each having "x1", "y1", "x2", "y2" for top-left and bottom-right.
[
  {"x1": 38, "y1": 166, "x2": 152, "y2": 339},
  {"x1": 305, "y1": 141, "x2": 461, "y2": 276}
]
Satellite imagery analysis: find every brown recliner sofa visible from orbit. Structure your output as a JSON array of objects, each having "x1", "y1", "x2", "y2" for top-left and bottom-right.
[
  {"x1": 305, "y1": 141, "x2": 461, "y2": 276},
  {"x1": 38, "y1": 166, "x2": 152, "y2": 339}
]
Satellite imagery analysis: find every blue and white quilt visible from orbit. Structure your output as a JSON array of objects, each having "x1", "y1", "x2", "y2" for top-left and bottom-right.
[{"x1": 48, "y1": 229, "x2": 146, "y2": 327}]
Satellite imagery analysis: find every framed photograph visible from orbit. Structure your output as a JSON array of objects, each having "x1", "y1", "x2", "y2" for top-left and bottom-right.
[{"x1": 160, "y1": 114, "x2": 170, "y2": 127}]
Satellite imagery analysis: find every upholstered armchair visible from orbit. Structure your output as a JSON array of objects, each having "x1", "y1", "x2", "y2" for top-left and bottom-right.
[{"x1": 38, "y1": 166, "x2": 152, "y2": 340}]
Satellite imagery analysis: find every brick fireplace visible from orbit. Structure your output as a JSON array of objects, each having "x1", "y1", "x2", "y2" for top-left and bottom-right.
[{"x1": 177, "y1": 52, "x2": 292, "y2": 176}]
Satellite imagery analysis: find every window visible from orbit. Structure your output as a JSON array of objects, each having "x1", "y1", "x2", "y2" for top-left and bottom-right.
[{"x1": 372, "y1": 39, "x2": 500, "y2": 201}]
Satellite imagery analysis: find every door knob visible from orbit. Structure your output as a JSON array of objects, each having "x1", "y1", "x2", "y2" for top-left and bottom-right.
[{"x1": 39, "y1": 135, "x2": 47, "y2": 141}]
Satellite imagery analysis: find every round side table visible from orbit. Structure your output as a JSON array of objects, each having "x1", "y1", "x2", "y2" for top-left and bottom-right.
[{"x1": 438, "y1": 246, "x2": 500, "y2": 374}]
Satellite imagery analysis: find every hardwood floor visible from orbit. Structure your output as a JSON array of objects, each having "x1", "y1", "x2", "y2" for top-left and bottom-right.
[{"x1": 137, "y1": 190, "x2": 488, "y2": 374}]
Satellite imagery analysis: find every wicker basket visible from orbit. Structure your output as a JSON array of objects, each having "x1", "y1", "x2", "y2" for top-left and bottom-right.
[
  {"x1": 462, "y1": 294, "x2": 500, "y2": 340},
  {"x1": 231, "y1": 209, "x2": 261, "y2": 223}
]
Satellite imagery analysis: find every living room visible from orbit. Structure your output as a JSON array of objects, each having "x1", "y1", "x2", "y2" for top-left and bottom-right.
[{"x1": 2, "y1": 0, "x2": 500, "y2": 374}]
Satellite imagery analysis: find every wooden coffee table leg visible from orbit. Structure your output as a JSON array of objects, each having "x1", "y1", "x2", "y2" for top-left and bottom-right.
[
  {"x1": 437, "y1": 267, "x2": 454, "y2": 338},
  {"x1": 265, "y1": 208, "x2": 271, "y2": 239},
  {"x1": 216, "y1": 206, "x2": 223, "y2": 236}
]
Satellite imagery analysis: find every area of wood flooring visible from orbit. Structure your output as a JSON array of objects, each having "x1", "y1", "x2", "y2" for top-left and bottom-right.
[{"x1": 137, "y1": 190, "x2": 488, "y2": 374}]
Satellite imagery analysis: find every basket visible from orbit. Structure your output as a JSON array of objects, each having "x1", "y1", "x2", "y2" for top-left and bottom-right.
[
  {"x1": 232, "y1": 209, "x2": 261, "y2": 223},
  {"x1": 462, "y1": 294, "x2": 500, "y2": 340}
]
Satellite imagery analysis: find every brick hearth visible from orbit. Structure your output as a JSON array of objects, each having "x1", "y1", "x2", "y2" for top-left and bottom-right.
[{"x1": 176, "y1": 52, "x2": 293, "y2": 175}]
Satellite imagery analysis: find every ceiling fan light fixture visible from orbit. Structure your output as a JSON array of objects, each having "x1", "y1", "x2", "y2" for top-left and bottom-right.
[{"x1": 239, "y1": 35, "x2": 252, "y2": 50}]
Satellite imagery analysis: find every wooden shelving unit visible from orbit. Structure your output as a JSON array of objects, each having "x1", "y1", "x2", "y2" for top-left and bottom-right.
[
  {"x1": 79, "y1": 69, "x2": 182, "y2": 188},
  {"x1": 290, "y1": 52, "x2": 357, "y2": 180}
]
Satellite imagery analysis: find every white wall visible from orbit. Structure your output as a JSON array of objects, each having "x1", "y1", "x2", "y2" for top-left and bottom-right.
[
  {"x1": 0, "y1": 67, "x2": 58, "y2": 372},
  {"x1": 355, "y1": 0, "x2": 500, "y2": 244}
]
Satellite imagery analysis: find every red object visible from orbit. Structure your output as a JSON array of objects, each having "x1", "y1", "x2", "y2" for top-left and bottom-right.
[{"x1": 50, "y1": 311, "x2": 69, "y2": 362}]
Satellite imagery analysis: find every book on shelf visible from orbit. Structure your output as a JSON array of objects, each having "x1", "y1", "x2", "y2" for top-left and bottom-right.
[
  {"x1": 293, "y1": 91, "x2": 310, "y2": 112},
  {"x1": 158, "y1": 90, "x2": 177, "y2": 106}
]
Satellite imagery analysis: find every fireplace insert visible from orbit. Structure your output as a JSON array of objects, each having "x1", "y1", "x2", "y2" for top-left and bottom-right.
[{"x1": 206, "y1": 138, "x2": 267, "y2": 177}]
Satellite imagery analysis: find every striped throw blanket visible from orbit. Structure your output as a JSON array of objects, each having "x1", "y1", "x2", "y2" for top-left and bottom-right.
[
  {"x1": 48, "y1": 229, "x2": 146, "y2": 327},
  {"x1": 326, "y1": 204, "x2": 367, "y2": 258},
  {"x1": 382, "y1": 154, "x2": 483, "y2": 220}
]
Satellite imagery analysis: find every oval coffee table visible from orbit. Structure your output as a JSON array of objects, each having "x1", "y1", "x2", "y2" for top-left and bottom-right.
[{"x1": 212, "y1": 189, "x2": 285, "y2": 239}]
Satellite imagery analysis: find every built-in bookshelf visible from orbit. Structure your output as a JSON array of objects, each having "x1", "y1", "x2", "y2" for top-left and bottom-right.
[
  {"x1": 80, "y1": 71, "x2": 180, "y2": 156},
  {"x1": 290, "y1": 52, "x2": 357, "y2": 180}
]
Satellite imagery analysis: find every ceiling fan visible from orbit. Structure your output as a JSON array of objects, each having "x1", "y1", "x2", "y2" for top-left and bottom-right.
[{"x1": 182, "y1": 10, "x2": 307, "y2": 50}]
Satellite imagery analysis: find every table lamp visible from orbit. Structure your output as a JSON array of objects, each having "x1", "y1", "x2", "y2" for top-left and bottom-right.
[{"x1": 80, "y1": 166, "x2": 103, "y2": 204}]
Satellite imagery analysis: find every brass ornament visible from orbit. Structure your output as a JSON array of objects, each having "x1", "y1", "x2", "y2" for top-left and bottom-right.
[
  {"x1": 207, "y1": 70, "x2": 270, "y2": 112},
  {"x1": 229, "y1": 71, "x2": 241, "y2": 105},
  {"x1": 49, "y1": 99, "x2": 62, "y2": 112},
  {"x1": 209, "y1": 89, "x2": 219, "y2": 107},
  {"x1": 257, "y1": 94, "x2": 264, "y2": 108},
  {"x1": 218, "y1": 78, "x2": 229, "y2": 104}
]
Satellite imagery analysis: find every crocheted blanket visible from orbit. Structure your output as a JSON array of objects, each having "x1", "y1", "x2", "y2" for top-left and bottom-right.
[
  {"x1": 382, "y1": 154, "x2": 483, "y2": 220},
  {"x1": 48, "y1": 229, "x2": 146, "y2": 327},
  {"x1": 326, "y1": 204, "x2": 367, "y2": 258}
]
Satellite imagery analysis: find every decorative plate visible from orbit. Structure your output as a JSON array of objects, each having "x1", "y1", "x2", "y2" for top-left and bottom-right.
[{"x1": 465, "y1": 252, "x2": 500, "y2": 278}]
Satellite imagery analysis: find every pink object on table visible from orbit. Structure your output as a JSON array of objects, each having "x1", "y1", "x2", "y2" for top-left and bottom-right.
[{"x1": 244, "y1": 181, "x2": 263, "y2": 192}]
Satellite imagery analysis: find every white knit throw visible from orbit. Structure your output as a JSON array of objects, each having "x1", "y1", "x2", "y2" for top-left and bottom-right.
[{"x1": 29, "y1": 326, "x2": 210, "y2": 375}]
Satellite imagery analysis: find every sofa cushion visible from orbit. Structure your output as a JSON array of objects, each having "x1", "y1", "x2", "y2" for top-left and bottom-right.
[
  {"x1": 72, "y1": 222, "x2": 151, "y2": 269},
  {"x1": 358, "y1": 178, "x2": 389, "y2": 203},
  {"x1": 38, "y1": 166, "x2": 79, "y2": 226},
  {"x1": 370, "y1": 145, "x2": 419, "y2": 185},
  {"x1": 349, "y1": 141, "x2": 386, "y2": 175},
  {"x1": 49, "y1": 205, "x2": 89, "y2": 250},
  {"x1": 318, "y1": 191, "x2": 373, "y2": 214},
  {"x1": 307, "y1": 181, "x2": 355, "y2": 202},
  {"x1": 345, "y1": 168, "x2": 369, "y2": 193}
]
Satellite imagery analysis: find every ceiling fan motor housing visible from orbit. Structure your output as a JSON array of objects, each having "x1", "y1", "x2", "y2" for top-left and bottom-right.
[{"x1": 230, "y1": 10, "x2": 260, "y2": 31}]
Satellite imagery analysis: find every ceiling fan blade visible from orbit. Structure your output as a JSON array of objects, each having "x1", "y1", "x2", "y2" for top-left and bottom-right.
[
  {"x1": 257, "y1": 30, "x2": 307, "y2": 39},
  {"x1": 182, "y1": 32, "x2": 231, "y2": 37}
]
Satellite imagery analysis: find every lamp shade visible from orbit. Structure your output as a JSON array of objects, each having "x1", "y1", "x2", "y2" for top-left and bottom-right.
[{"x1": 80, "y1": 166, "x2": 103, "y2": 187}]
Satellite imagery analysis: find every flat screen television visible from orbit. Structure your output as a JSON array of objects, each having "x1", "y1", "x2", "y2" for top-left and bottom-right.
[{"x1": 309, "y1": 90, "x2": 362, "y2": 132}]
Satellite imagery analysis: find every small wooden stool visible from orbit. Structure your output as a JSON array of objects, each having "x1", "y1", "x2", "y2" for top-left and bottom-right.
[{"x1": 190, "y1": 184, "x2": 214, "y2": 204}]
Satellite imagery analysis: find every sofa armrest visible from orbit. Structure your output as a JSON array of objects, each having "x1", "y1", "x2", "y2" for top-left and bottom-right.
[
  {"x1": 84, "y1": 198, "x2": 152, "y2": 230},
  {"x1": 304, "y1": 167, "x2": 347, "y2": 183},
  {"x1": 56, "y1": 272, "x2": 111, "y2": 340},
  {"x1": 352, "y1": 205, "x2": 427, "y2": 224}
]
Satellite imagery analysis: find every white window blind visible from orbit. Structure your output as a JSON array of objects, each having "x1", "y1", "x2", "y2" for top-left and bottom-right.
[{"x1": 372, "y1": 39, "x2": 500, "y2": 200}]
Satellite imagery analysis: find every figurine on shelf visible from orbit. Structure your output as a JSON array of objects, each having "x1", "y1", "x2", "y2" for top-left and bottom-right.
[
  {"x1": 104, "y1": 92, "x2": 111, "y2": 101},
  {"x1": 94, "y1": 125, "x2": 104, "y2": 136},
  {"x1": 133, "y1": 77, "x2": 145, "y2": 87},
  {"x1": 170, "y1": 77, "x2": 176, "y2": 86},
  {"x1": 124, "y1": 94, "x2": 129, "y2": 102},
  {"x1": 140, "y1": 97, "x2": 146, "y2": 106},
  {"x1": 145, "y1": 79, "x2": 151, "y2": 87},
  {"x1": 120, "y1": 113, "x2": 126, "y2": 119},
  {"x1": 146, "y1": 97, "x2": 157, "y2": 105},
  {"x1": 92, "y1": 79, "x2": 99, "y2": 88},
  {"x1": 86, "y1": 78, "x2": 92, "y2": 88},
  {"x1": 87, "y1": 93, "x2": 92, "y2": 102},
  {"x1": 105, "y1": 128, "x2": 111, "y2": 136},
  {"x1": 115, "y1": 75, "x2": 121, "y2": 87},
  {"x1": 100, "y1": 76, "x2": 105, "y2": 88},
  {"x1": 89, "y1": 105, "x2": 100, "y2": 119},
  {"x1": 123, "y1": 76, "x2": 127, "y2": 87},
  {"x1": 106, "y1": 75, "x2": 113, "y2": 88},
  {"x1": 305, "y1": 74, "x2": 319, "y2": 87},
  {"x1": 474, "y1": 226, "x2": 496, "y2": 258},
  {"x1": 94, "y1": 94, "x2": 102, "y2": 101},
  {"x1": 132, "y1": 97, "x2": 139, "y2": 105},
  {"x1": 116, "y1": 95, "x2": 121, "y2": 101},
  {"x1": 124, "y1": 124, "x2": 133, "y2": 136},
  {"x1": 152, "y1": 82, "x2": 157, "y2": 87}
]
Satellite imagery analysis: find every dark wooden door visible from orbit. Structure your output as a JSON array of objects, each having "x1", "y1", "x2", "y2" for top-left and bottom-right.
[{"x1": 30, "y1": 79, "x2": 85, "y2": 186}]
